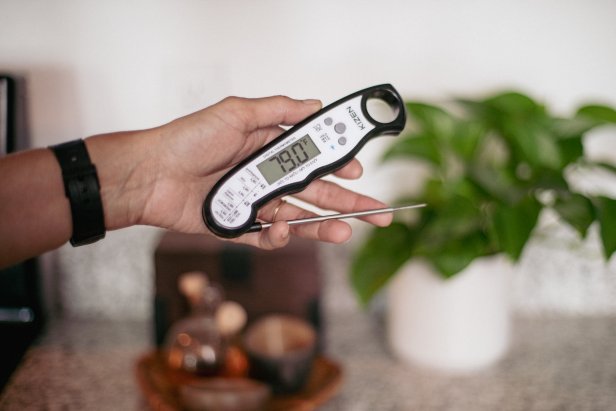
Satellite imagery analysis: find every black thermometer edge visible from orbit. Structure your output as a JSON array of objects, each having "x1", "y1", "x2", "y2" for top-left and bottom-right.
[{"x1": 202, "y1": 83, "x2": 406, "y2": 238}]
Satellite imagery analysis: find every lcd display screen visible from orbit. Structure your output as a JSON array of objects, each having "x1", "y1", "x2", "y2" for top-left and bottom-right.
[{"x1": 256, "y1": 135, "x2": 321, "y2": 184}]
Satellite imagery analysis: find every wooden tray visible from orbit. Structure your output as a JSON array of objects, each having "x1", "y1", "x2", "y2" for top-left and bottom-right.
[{"x1": 135, "y1": 351, "x2": 343, "y2": 411}]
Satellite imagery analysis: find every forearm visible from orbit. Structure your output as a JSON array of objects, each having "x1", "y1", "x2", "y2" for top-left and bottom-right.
[
  {"x1": 0, "y1": 128, "x2": 159, "y2": 268},
  {"x1": 0, "y1": 148, "x2": 72, "y2": 266}
]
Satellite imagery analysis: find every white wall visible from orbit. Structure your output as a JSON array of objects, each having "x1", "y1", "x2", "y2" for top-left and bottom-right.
[{"x1": 2, "y1": 0, "x2": 616, "y2": 318}]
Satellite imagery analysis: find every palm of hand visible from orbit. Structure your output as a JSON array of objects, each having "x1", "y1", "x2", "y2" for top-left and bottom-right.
[{"x1": 147, "y1": 98, "x2": 284, "y2": 234}]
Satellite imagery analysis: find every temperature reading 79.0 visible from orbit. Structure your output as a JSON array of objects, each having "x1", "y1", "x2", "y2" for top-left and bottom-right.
[{"x1": 256, "y1": 135, "x2": 321, "y2": 185}]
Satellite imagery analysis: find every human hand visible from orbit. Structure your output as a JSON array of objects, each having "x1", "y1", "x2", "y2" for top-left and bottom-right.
[{"x1": 89, "y1": 95, "x2": 392, "y2": 249}]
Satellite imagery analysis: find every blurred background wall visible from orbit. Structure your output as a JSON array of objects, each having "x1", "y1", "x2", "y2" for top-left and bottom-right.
[{"x1": 1, "y1": 0, "x2": 615, "y2": 319}]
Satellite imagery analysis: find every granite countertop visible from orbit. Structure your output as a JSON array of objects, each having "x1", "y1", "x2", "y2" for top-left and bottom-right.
[
  {"x1": 1, "y1": 313, "x2": 616, "y2": 411},
  {"x1": 322, "y1": 313, "x2": 616, "y2": 411},
  {"x1": 0, "y1": 319, "x2": 152, "y2": 411}
]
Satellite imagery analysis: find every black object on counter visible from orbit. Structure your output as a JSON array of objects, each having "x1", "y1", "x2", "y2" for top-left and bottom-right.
[{"x1": 0, "y1": 74, "x2": 44, "y2": 390}]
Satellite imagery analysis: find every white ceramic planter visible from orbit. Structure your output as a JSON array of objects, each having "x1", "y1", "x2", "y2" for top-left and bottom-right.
[{"x1": 387, "y1": 255, "x2": 513, "y2": 372}]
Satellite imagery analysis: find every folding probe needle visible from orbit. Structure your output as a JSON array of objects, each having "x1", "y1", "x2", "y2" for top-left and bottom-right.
[{"x1": 247, "y1": 203, "x2": 427, "y2": 233}]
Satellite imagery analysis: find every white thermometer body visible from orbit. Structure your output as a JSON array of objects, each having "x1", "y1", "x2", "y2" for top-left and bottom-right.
[{"x1": 202, "y1": 84, "x2": 406, "y2": 238}]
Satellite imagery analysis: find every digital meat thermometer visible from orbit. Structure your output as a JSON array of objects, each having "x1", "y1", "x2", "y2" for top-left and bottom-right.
[{"x1": 202, "y1": 84, "x2": 407, "y2": 238}]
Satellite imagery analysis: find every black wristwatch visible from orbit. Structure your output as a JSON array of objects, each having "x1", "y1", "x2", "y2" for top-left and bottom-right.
[{"x1": 50, "y1": 139, "x2": 106, "y2": 246}]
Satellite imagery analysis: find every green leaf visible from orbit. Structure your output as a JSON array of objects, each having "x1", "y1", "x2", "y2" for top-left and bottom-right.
[
  {"x1": 382, "y1": 133, "x2": 441, "y2": 165},
  {"x1": 416, "y1": 198, "x2": 483, "y2": 249},
  {"x1": 483, "y1": 91, "x2": 545, "y2": 118},
  {"x1": 421, "y1": 178, "x2": 447, "y2": 206},
  {"x1": 465, "y1": 91, "x2": 546, "y2": 132},
  {"x1": 410, "y1": 196, "x2": 492, "y2": 279},
  {"x1": 420, "y1": 177, "x2": 484, "y2": 210},
  {"x1": 350, "y1": 223, "x2": 415, "y2": 305},
  {"x1": 455, "y1": 98, "x2": 486, "y2": 117},
  {"x1": 551, "y1": 117, "x2": 599, "y2": 139},
  {"x1": 469, "y1": 92, "x2": 563, "y2": 170},
  {"x1": 577, "y1": 105, "x2": 616, "y2": 123},
  {"x1": 593, "y1": 196, "x2": 616, "y2": 260},
  {"x1": 556, "y1": 134, "x2": 584, "y2": 165},
  {"x1": 427, "y1": 232, "x2": 490, "y2": 278},
  {"x1": 468, "y1": 165, "x2": 521, "y2": 204},
  {"x1": 553, "y1": 193, "x2": 595, "y2": 237},
  {"x1": 450, "y1": 120, "x2": 486, "y2": 161},
  {"x1": 489, "y1": 196, "x2": 542, "y2": 260},
  {"x1": 596, "y1": 161, "x2": 616, "y2": 175},
  {"x1": 502, "y1": 120, "x2": 563, "y2": 170},
  {"x1": 406, "y1": 102, "x2": 456, "y2": 139},
  {"x1": 531, "y1": 168, "x2": 570, "y2": 191}
]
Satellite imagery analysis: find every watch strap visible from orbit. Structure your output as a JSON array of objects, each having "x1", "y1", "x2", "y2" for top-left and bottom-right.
[{"x1": 50, "y1": 139, "x2": 106, "y2": 246}]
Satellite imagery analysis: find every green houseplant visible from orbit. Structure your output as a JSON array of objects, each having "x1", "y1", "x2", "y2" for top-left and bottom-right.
[{"x1": 351, "y1": 91, "x2": 616, "y2": 305}]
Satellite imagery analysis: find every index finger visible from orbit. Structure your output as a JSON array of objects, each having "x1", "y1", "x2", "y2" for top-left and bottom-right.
[{"x1": 219, "y1": 96, "x2": 323, "y2": 132}]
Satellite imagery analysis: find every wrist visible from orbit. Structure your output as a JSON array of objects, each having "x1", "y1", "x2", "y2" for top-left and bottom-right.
[
  {"x1": 50, "y1": 139, "x2": 106, "y2": 245},
  {"x1": 84, "y1": 128, "x2": 161, "y2": 230}
]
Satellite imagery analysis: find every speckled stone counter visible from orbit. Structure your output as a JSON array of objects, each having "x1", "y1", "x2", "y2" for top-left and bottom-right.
[
  {"x1": 321, "y1": 313, "x2": 616, "y2": 411},
  {"x1": 2, "y1": 314, "x2": 616, "y2": 411},
  {"x1": 0, "y1": 319, "x2": 152, "y2": 411}
]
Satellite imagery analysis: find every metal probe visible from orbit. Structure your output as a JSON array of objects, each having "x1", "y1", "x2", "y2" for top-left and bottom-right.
[{"x1": 247, "y1": 203, "x2": 427, "y2": 233}]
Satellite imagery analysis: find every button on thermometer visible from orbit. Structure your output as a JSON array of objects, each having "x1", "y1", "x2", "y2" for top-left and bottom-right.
[{"x1": 202, "y1": 84, "x2": 407, "y2": 238}]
